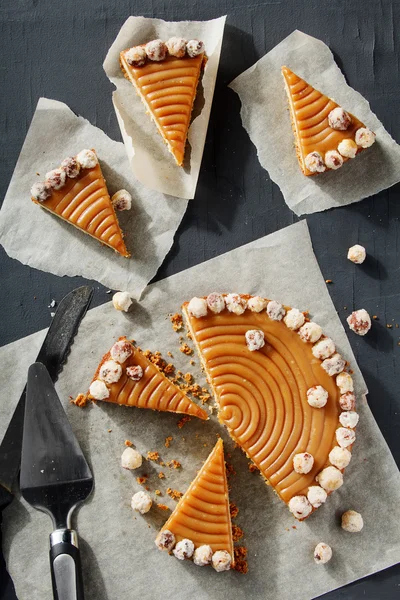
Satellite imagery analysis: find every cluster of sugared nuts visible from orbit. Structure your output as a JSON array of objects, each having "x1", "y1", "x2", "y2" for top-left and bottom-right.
[
  {"x1": 155, "y1": 530, "x2": 232, "y2": 572},
  {"x1": 124, "y1": 37, "x2": 205, "y2": 67},
  {"x1": 304, "y1": 107, "x2": 375, "y2": 173}
]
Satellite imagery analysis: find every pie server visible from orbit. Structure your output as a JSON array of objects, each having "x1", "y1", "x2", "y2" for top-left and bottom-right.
[{"x1": 20, "y1": 362, "x2": 93, "y2": 600}]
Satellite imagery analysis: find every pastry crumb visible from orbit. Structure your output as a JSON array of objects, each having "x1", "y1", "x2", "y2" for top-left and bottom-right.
[
  {"x1": 190, "y1": 359, "x2": 195, "y2": 366},
  {"x1": 248, "y1": 463, "x2": 258, "y2": 473},
  {"x1": 180, "y1": 343, "x2": 193, "y2": 356},
  {"x1": 167, "y1": 460, "x2": 181, "y2": 469},
  {"x1": 325, "y1": 279, "x2": 333, "y2": 284},
  {"x1": 157, "y1": 503, "x2": 170, "y2": 511},
  {"x1": 125, "y1": 440, "x2": 133, "y2": 447},
  {"x1": 147, "y1": 451, "x2": 160, "y2": 462},
  {"x1": 155, "y1": 489, "x2": 161, "y2": 496},
  {"x1": 170, "y1": 313, "x2": 183, "y2": 331},
  {"x1": 232, "y1": 525, "x2": 244, "y2": 542},
  {"x1": 230, "y1": 502, "x2": 239, "y2": 519},
  {"x1": 73, "y1": 393, "x2": 88, "y2": 407},
  {"x1": 158, "y1": 472, "x2": 165, "y2": 479},
  {"x1": 167, "y1": 351, "x2": 173, "y2": 357},
  {"x1": 226, "y1": 463, "x2": 236, "y2": 477},
  {"x1": 167, "y1": 488, "x2": 183, "y2": 500},
  {"x1": 165, "y1": 436, "x2": 173, "y2": 448},
  {"x1": 177, "y1": 415, "x2": 191, "y2": 429},
  {"x1": 233, "y1": 546, "x2": 248, "y2": 574},
  {"x1": 136, "y1": 476, "x2": 148, "y2": 486}
]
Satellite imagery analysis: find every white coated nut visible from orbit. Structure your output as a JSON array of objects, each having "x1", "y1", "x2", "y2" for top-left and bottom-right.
[
  {"x1": 207, "y1": 292, "x2": 225, "y2": 314},
  {"x1": 325, "y1": 150, "x2": 344, "y2": 170},
  {"x1": 355, "y1": 128, "x2": 375, "y2": 148},
  {"x1": 307, "y1": 386, "x2": 329, "y2": 408},
  {"x1": 247, "y1": 296, "x2": 267, "y2": 313},
  {"x1": 293, "y1": 452, "x2": 314, "y2": 474},
  {"x1": 316, "y1": 466, "x2": 344, "y2": 491},
  {"x1": 336, "y1": 372, "x2": 354, "y2": 394},
  {"x1": 125, "y1": 46, "x2": 147, "y2": 67},
  {"x1": 193, "y1": 544, "x2": 213, "y2": 566},
  {"x1": 121, "y1": 447, "x2": 142, "y2": 470},
  {"x1": 131, "y1": 491, "x2": 152, "y2": 514},
  {"x1": 339, "y1": 392, "x2": 356, "y2": 411},
  {"x1": 288, "y1": 495, "x2": 313, "y2": 519},
  {"x1": 99, "y1": 360, "x2": 122, "y2": 384},
  {"x1": 328, "y1": 107, "x2": 352, "y2": 130},
  {"x1": 211, "y1": 550, "x2": 231, "y2": 572},
  {"x1": 307, "y1": 486, "x2": 328, "y2": 508},
  {"x1": 186, "y1": 39, "x2": 205, "y2": 57},
  {"x1": 126, "y1": 365, "x2": 144, "y2": 381},
  {"x1": 341, "y1": 510, "x2": 364, "y2": 532},
  {"x1": 305, "y1": 151, "x2": 326, "y2": 173},
  {"x1": 76, "y1": 149, "x2": 98, "y2": 169},
  {"x1": 112, "y1": 291, "x2": 132, "y2": 312},
  {"x1": 110, "y1": 340, "x2": 133, "y2": 363},
  {"x1": 225, "y1": 293, "x2": 246, "y2": 315},
  {"x1": 245, "y1": 329, "x2": 265, "y2": 351},
  {"x1": 61, "y1": 156, "x2": 81, "y2": 178},
  {"x1": 314, "y1": 543, "x2": 332, "y2": 564},
  {"x1": 338, "y1": 139, "x2": 358, "y2": 159},
  {"x1": 166, "y1": 37, "x2": 187, "y2": 57},
  {"x1": 267, "y1": 300, "x2": 286, "y2": 321},
  {"x1": 284, "y1": 308, "x2": 305, "y2": 331},
  {"x1": 31, "y1": 181, "x2": 51, "y2": 202},
  {"x1": 299, "y1": 322, "x2": 323, "y2": 343},
  {"x1": 321, "y1": 353, "x2": 346, "y2": 376},
  {"x1": 347, "y1": 244, "x2": 366, "y2": 264},
  {"x1": 339, "y1": 411, "x2": 359, "y2": 429},
  {"x1": 89, "y1": 379, "x2": 109, "y2": 400},
  {"x1": 188, "y1": 297, "x2": 208, "y2": 318},
  {"x1": 347, "y1": 309, "x2": 371, "y2": 336},
  {"x1": 329, "y1": 446, "x2": 352, "y2": 469},
  {"x1": 312, "y1": 338, "x2": 336, "y2": 360},
  {"x1": 336, "y1": 427, "x2": 356, "y2": 448},
  {"x1": 155, "y1": 529, "x2": 176, "y2": 551},
  {"x1": 112, "y1": 189, "x2": 132, "y2": 211},
  {"x1": 173, "y1": 539, "x2": 195, "y2": 560},
  {"x1": 45, "y1": 168, "x2": 66, "y2": 190},
  {"x1": 145, "y1": 39, "x2": 167, "y2": 61}
]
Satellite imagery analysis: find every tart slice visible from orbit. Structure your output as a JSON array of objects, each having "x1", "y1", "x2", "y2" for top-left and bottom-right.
[
  {"x1": 182, "y1": 294, "x2": 359, "y2": 520},
  {"x1": 31, "y1": 149, "x2": 130, "y2": 257},
  {"x1": 120, "y1": 38, "x2": 206, "y2": 166},
  {"x1": 74, "y1": 336, "x2": 208, "y2": 420},
  {"x1": 155, "y1": 439, "x2": 234, "y2": 571},
  {"x1": 282, "y1": 66, "x2": 375, "y2": 176}
]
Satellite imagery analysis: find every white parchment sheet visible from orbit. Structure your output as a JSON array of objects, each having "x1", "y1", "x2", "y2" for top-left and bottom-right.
[
  {"x1": 0, "y1": 98, "x2": 188, "y2": 297},
  {"x1": 1, "y1": 221, "x2": 399, "y2": 600},
  {"x1": 103, "y1": 16, "x2": 226, "y2": 199},
  {"x1": 230, "y1": 30, "x2": 400, "y2": 216}
]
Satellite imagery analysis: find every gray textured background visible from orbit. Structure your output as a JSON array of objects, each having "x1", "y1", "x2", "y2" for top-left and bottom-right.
[{"x1": 0, "y1": 0, "x2": 399, "y2": 598}]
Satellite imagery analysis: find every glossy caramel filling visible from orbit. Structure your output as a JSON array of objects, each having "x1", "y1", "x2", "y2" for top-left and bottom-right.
[
  {"x1": 160, "y1": 439, "x2": 234, "y2": 556},
  {"x1": 120, "y1": 53, "x2": 204, "y2": 166},
  {"x1": 183, "y1": 306, "x2": 341, "y2": 504}
]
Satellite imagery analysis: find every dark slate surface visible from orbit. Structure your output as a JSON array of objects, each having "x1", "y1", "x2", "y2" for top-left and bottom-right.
[{"x1": 0, "y1": 1, "x2": 399, "y2": 598}]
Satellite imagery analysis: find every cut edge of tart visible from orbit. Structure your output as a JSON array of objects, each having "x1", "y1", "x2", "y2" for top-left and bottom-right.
[{"x1": 182, "y1": 294, "x2": 358, "y2": 521}]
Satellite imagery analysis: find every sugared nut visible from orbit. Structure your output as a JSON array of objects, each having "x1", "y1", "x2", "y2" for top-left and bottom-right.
[
  {"x1": 247, "y1": 296, "x2": 267, "y2": 313},
  {"x1": 112, "y1": 189, "x2": 132, "y2": 211},
  {"x1": 288, "y1": 495, "x2": 313, "y2": 519},
  {"x1": 316, "y1": 466, "x2": 343, "y2": 491},
  {"x1": 126, "y1": 365, "x2": 144, "y2": 381},
  {"x1": 293, "y1": 452, "x2": 314, "y2": 474},
  {"x1": 312, "y1": 338, "x2": 336, "y2": 360},
  {"x1": 339, "y1": 411, "x2": 359, "y2": 429},
  {"x1": 339, "y1": 392, "x2": 356, "y2": 411},
  {"x1": 328, "y1": 107, "x2": 352, "y2": 131},
  {"x1": 188, "y1": 297, "x2": 208, "y2": 318},
  {"x1": 321, "y1": 353, "x2": 346, "y2": 376},
  {"x1": 347, "y1": 244, "x2": 366, "y2": 264},
  {"x1": 324, "y1": 150, "x2": 344, "y2": 170},
  {"x1": 355, "y1": 127, "x2": 375, "y2": 148},
  {"x1": 186, "y1": 39, "x2": 205, "y2": 57},
  {"x1": 336, "y1": 427, "x2": 356, "y2": 448},
  {"x1": 305, "y1": 151, "x2": 326, "y2": 173},
  {"x1": 131, "y1": 491, "x2": 152, "y2": 514},
  {"x1": 245, "y1": 329, "x2": 265, "y2": 351},
  {"x1": 211, "y1": 550, "x2": 231, "y2": 572},
  {"x1": 207, "y1": 292, "x2": 225, "y2": 314},
  {"x1": 338, "y1": 139, "x2": 358, "y2": 159},
  {"x1": 307, "y1": 386, "x2": 328, "y2": 408},
  {"x1": 110, "y1": 340, "x2": 133, "y2": 363},
  {"x1": 155, "y1": 529, "x2": 176, "y2": 551},
  {"x1": 31, "y1": 181, "x2": 51, "y2": 202},
  {"x1": 145, "y1": 39, "x2": 167, "y2": 61},
  {"x1": 267, "y1": 300, "x2": 286, "y2": 321},
  {"x1": 166, "y1": 37, "x2": 187, "y2": 58},
  {"x1": 89, "y1": 379, "x2": 109, "y2": 400},
  {"x1": 121, "y1": 447, "x2": 142, "y2": 470},
  {"x1": 225, "y1": 293, "x2": 246, "y2": 315},
  {"x1": 284, "y1": 308, "x2": 305, "y2": 331},
  {"x1": 99, "y1": 360, "x2": 122, "y2": 384},
  {"x1": 307, "y1": 486, "x2": 327, "y2": 508},
  {"x1": 193, "y1": 545, "x2": 213, "y2": 566},
  {"x1": 45, "y1": 168, "x2": 66, "y2": 190},
  {"x1": 299, "y1": 322, "x2": 323, "y2": 343},
  {"x1": 336, "y1": 372, "x2": 354, "y2": 394},
  {"x1": 314, "y1": 542, "x2": 332, "y2": 564},
  {"x1": 61, "y1": 156, "x2": 81, "y2": 178},
  {"x1": 112, "y1": 291, "x2": 132, "y2": 312},
  {"x1": 173, "y1": 539, "x2": 195, "y2": 560},
  {"x1": 125, "y1": 46, "x2": 147, "y2": 67},
  {"x1": 347, "y1": 309, "x2": 371, "y2": 336},
  {"x1": 341, "y1": 510, "x2": 364, "y2": 532},
  {"x1": 329, "y1": 446, "x2": 351, "y2": 469},
  {"x1": 76, "y1": 149, "x2": 98, "y2": 169}
]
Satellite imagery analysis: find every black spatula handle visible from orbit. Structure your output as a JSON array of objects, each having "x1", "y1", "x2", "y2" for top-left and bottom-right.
[{"x1": 49, "y1": 530, "x2": 85, "y2": 600}]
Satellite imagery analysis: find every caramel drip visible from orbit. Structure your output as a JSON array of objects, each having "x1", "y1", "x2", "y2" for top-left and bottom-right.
[
  {"x1": 160, "y1": 439, "x2": 234, "y2": 556},
  {"x1": 183, "y1": 304, "x2": 341, "y2": 504},
  {"x1": 120, "y1": 54, "x2": 204, "y2": 166}
]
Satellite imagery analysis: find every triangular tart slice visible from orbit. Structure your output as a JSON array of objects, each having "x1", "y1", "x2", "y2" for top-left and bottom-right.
[
  {"x1": 156, "y1": 439, "x2": 234, "y2": 570},
  {"x1": 31, "y1": 149, "x2": 130, "y2": 257},
  {"x1": 282, "y1": 66, "x2": 375, "y2": 176},
  {"x1": 120, "y1": 41, "x2": 205, "y2": 166},
  {"x1": 74, "y1": 336, "x2": 208, "y2": 420},
  {"x1": 182, "y1": 294, "x2": 358, "y2": 520}
]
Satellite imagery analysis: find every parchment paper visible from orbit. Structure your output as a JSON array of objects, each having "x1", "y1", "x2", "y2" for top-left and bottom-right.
[
  {"x1": 2, "y1": 221, "x2": 399, "y2": 600},
  {"x1": 0, "y1": 97, "x2": 188, "y2": 297},
  {"x1": 103, "y1": 16, "x2": 226, "y2": 200},
  {"x1": 230, "y1": 30, "x2": 400, "y2": 216}
]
